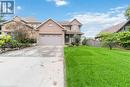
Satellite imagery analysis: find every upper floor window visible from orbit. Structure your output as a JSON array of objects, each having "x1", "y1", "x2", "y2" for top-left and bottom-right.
[
  {"x1": 71, "y1": 25, "x2": 80, "y2": 32},
  {"x1": 64, "y1": 26, "x2": 71, "y2": 30},
  {"x1": 48, "y1": 23, "x2": 53, "y2": 27}
]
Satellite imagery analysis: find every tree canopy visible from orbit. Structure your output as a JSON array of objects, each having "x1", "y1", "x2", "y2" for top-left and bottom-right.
[
  {"x1": 100, "y1": 31, "x2": 130, "y2": 49},
  {"x1": 125, "y1": 6, "x2": 130, "y2": 20}
]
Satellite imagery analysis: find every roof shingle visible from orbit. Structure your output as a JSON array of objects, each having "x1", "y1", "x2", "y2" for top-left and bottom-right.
[{"x1": 101, "y1": 21, "x2": 128, "y2": 33}]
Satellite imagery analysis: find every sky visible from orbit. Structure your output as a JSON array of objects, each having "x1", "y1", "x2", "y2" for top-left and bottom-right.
[{"x1": 5, "y1": 0, "x2": 130, "y2": 37}]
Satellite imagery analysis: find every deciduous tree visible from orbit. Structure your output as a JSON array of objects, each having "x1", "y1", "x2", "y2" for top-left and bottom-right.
[{"x1": 125, "y1": 6, "x2": 130, "y2": 20}]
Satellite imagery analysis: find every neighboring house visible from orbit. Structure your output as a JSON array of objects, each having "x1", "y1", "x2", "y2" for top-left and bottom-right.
[
  {"x1": 101, "y1": 20, "x2": 130, "y2": 33},
  {"x1": 1, "y1": 16, "x2": 83, "y2": 45},
  {"x1": 0, "y1": 20, "x2": 6, "y2": 36},
  {"x1": 2, "y1": 16, "x2": 38, "y2": 39}
]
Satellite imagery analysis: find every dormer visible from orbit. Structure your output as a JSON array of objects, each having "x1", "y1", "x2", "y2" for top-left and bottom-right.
[{"x1": 70, "y1": 19, "x2": 82, "y2": 32}]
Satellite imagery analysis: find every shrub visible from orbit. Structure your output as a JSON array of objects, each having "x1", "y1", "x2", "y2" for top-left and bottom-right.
[
  {"x1": 27, "y1": 38, "x2": 36, "y2": 43},
  {"x1": 82, "y1": 38, "x2": 87, "y2": 45},
  {"x1": 0, "y1": 33, "x2": 32, "y2": 53},
  {"x1": 0, "y1": 33, "x2": 12, "y2": 50},
  {"x1": 72, "y1": 34, "x2": 81, "y2": 46},
  {"x1": 14, "y1": 31, "x2": 27, "y2": 43},
  {"x1": 0, "y1": 40, "x2": 6, "y2": 51},
  {"x1": 68, "y1": 44, "x2": 74, "y2": 47},
  {"x1": 0, "y1": 40, "x2": 5, "y2": 47},
  {"x1": 20, "y1": 38, "x2": 36, "y2": 43},
  {"x1": 10, "y1": 40, "x2": 19, "y2": 48},
  {"x1": 71, "y1": 42, "x2": 75, "y2": 46}
]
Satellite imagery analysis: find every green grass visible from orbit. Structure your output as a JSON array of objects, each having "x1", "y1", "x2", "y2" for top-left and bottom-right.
[{"x1": 65, "y1": 46, "x2": 130, "y2": 87}]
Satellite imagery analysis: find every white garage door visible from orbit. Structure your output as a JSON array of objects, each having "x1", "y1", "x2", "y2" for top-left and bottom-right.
[{"x1": 38, "y1": 34, "x2": 63, "y2": 46}]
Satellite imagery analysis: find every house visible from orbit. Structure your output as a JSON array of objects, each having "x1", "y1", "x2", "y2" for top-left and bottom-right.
[
  {"x1": 101, "y1": 20, "x2": 130, "y2": 33},
  {"x1": 1, "y1": 16, "x2": 38, "y2": 40},
  {"x1": 0, "y1": 19, "x2": 6, "y2": 35},
  {"x1": 1, "y1": 16, "x2": 83, "y2": 45}
]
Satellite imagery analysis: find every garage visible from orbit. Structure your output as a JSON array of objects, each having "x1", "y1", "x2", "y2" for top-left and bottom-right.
[
  {"x1": 36, "y1": 19, "x2": 65, "y2": 46},
  {"x1": 38, "y1": 34, "x2": 64, "y2": 46}
]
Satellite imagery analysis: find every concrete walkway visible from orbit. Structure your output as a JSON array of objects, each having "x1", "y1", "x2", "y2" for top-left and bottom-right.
[{"x1": 0, "y1": 46, "x2": 65, "y2": 87}]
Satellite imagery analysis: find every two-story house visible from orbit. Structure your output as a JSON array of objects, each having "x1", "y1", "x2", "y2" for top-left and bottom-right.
[
  {"x1": 58, "y1": 19, "x2": 83, "y2": 44},
  {"x1": 1, "y1": 16, "x2": 83, "y2": 46}
]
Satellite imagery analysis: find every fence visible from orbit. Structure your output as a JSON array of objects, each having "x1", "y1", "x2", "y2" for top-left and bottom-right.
[{"x1": 86, "y1": 39, "x2": 101, "y2": 47}]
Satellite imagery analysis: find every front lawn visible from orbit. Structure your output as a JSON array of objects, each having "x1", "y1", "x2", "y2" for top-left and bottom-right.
[{"x1": 65, "y1": 46, "x2": 130, "y2": 87}]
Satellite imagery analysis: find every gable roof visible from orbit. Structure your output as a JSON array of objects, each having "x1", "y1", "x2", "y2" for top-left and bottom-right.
[
  {"x1": 36, "y1": 19, "x2": 64, "y2": 30},
  {"x1": 101, "y1": 21, "x2": 128, "y2": 33},
  {"x1": 2, "y1": 16, "x2": 82, "y2": 30},
  {"x1": 70, "y1": 19, "x2": 82, "y2": 25},
  {"x1": 2, "y1": 17, "x2": 33, "y2": 29},
  {"x1": 58, "y1": 19, "x2": 82, "y2": 26},
  {"x1": 2, "y1": 16, "x2": 26, "y2": 25},
  {"x1": 22, "y1": 17, "x2": 41, "y2": 24},
  {"x1": 3, "y1": 16, "x2": 40, "y2": 24}
]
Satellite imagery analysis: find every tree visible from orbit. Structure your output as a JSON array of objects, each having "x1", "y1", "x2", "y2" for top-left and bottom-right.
[
  {"x1": 115, "y1": 32, "x2": 130, "y2": 48},
  {"x1": 0, "y1": 15, "x2": 6, "y2": 23},
  {"x1": 0, "y1": 16, "x2": 2, "y2": 22},
  {"x1": 125, "y1": 6, "x2": 130, "y2": 20},
  {"x1": 128, "y1": 26, "x2": 130, "y2": 31},
  {"x1": 99, "y1": 31, "x2": 130, "y2": 49},
  {"x1": 99, "y1": 33, "x2": 116, "y2": 50},
  {"x1": 5, "y1": 21, "x2": 33, "y2": 43},
  {"x1": 0, "y1": 16, "x2": 4, "y2": 22}
]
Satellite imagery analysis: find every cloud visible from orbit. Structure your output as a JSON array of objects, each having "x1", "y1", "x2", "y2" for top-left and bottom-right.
[
  {"x1": 16, "y1": 6, "x2": 22, "y2": 10},
  {"x1": 47, "y1": 0, "x2": 68, "y2": 6},
  {"x1": 69, "y1": 6, "x2": 127, "y2": 38}
]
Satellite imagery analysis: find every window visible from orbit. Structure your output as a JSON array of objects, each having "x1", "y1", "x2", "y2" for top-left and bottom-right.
[{"x1": 48, "y1": 23, "x2": 53, "y2": 27}]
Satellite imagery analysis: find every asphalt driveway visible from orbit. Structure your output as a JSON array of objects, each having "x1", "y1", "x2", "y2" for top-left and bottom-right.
[{"x1": 0, "y1": 46, "x2": 65, "y2": 87}]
